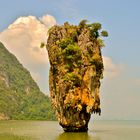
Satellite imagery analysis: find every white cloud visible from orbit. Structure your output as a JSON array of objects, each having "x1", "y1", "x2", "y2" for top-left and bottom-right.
[
  {"x1": 0, "y1": 15, "x2": 56, "y2": 66},
  {"x1": 103, "y1": 56, "x2": 124, "y2": 79},
  {"x1": 0, "y1": 14, "x2": 56, "y2": 93},
  {"x1": 39, "y1": 15, "x2": 56, "y2": 27}
]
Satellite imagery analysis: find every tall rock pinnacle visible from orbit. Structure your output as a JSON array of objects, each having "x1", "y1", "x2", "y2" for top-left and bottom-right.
[{"x1": 46, "y1": 20, "x2": 108, "y2": 132}]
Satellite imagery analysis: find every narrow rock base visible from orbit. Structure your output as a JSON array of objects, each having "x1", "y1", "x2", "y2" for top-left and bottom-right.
[
  {"x1": 61, "y1": 124, "x2": 88, "y2": 132},
  {"x1": 63, "y1": 127, "x2": 88, "y2": 132}
]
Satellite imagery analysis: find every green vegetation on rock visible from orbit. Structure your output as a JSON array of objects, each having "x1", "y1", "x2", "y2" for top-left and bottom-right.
[
  {"x1": 0, "y1": 42, "x2": 56, "y2": 120},
  {"x1": 46, "y1": 20, "x2": 108, "y2": 131}
]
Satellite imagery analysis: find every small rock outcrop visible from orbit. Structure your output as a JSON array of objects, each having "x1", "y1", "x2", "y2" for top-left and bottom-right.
[{"x1": 46, "y1": 20, "x2": 108, "y2": 132}]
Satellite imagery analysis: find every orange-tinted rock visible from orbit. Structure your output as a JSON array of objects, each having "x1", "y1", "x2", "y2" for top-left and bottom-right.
[{"x1": 46, "y1": 21, "x2": 107, "y2": 131}]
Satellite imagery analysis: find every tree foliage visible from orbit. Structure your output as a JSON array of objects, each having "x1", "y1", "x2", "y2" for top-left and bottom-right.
[
  {"x1": 101, "y1": 30, "x2": 108, "y2": 37},
  {"x1": 0, "y1": 42, "x2": 56, "y2": 120}
]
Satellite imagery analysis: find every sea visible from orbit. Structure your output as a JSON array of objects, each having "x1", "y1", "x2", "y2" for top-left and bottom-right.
[{"x1": 0, "y1": 120, "x2": 140, "y2": 140}]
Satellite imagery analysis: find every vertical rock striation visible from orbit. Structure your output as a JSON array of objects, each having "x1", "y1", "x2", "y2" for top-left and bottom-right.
[{"x1": 46, "y1": 21, "x2": 108, "y2": 132}]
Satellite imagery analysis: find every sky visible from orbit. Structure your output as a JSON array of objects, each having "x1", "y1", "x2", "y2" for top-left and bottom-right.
[{"x1": 0, "y1": 0, "x2": 140, "y2": 120}]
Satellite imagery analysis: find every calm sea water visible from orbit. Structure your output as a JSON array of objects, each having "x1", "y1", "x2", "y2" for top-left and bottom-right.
[{"x1": 0, "y1": 120, "x2": 140, "y2": 140}]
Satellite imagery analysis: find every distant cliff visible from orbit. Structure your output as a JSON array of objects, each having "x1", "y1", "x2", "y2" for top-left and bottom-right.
[
  {"x1": 0, "y1": 42, "x2": 55, "y2": 120},
  {"x1": 46, "y1": 20, "x2": 108, "y2": 131}
]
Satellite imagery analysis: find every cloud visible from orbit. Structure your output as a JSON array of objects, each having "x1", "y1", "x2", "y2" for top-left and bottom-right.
[
  {"x1": 39, "y1": 15, "x2": 56, "y2": 27},
  {"x1": 103, "y1": 56, "x2": 124, "y2": 79},
  {"x1": 0, "y1": 15, "x2": 56, "y2": 66},
  {"x1": 0, "y1": 14, "x2": 56, "y2": 93}
]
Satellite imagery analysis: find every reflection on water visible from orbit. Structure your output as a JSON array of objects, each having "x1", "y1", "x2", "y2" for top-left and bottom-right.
[
  {"x1": 56, "y1": 132, "x2": 89, "y2": 140},
  {"x1": 0, "y1": 120, "x2": 140, "y2": 140},
  {"x1": 0, "y1": 133, "x2": 31, "y2": 140},
  {"x1": 56, "y1": 132, "x2": 100, "y2": 140}
]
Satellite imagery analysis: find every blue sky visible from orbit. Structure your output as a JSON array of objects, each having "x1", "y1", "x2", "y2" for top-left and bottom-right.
[
  {"x1": 1, "y1": 0, "x2": 140, "y2": 65},
  {"x1": 0, "y1": 0, "x2": 140, "y2": 120}
]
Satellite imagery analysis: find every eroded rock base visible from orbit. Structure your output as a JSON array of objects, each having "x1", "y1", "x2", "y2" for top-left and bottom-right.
[{"x1": 62, "y1": 125, "x2": 88, "y2": 132}]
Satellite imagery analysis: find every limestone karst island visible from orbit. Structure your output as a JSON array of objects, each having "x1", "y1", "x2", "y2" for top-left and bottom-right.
[{"x1": 46, "y1": 20, "x2": 108, "y2": 132}]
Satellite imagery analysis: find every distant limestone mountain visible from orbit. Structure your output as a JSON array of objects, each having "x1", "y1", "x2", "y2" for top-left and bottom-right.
[{"x1": 0, "y1": 42, "x2": 55, "y2": 120}]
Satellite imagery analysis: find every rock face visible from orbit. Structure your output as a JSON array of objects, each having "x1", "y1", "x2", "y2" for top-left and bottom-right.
[{"x1": 46, "y1": 21, "x2": 107, "y2": 132}]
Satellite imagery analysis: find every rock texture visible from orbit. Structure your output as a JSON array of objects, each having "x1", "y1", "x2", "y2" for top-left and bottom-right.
[{"x1": 46, "y1": 21, "x2": 107, "y2": 132}]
